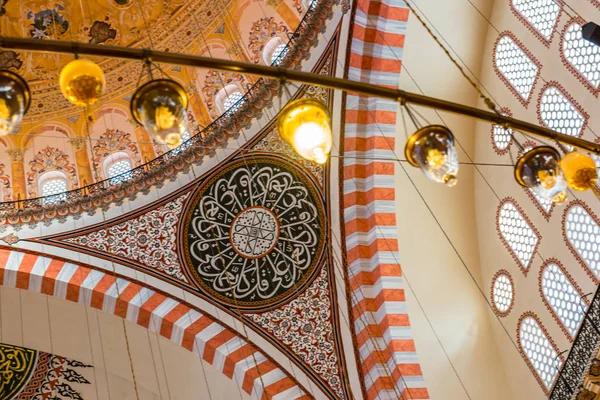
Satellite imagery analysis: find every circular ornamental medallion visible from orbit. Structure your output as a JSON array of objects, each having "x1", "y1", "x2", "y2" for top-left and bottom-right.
[{"x1": 182, "y1": 156, "x2": 325, "y2": 311}]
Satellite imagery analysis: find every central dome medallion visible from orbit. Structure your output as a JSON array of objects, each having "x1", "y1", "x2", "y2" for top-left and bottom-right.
[{"x1": 181, "y1": 156, "x2": 325, "y2": 311}]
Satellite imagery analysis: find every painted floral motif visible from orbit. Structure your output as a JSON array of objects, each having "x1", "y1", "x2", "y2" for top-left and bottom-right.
[
  {"x1": 92, "y1": 129, "x2": 141, "y2": 173},
  {"x1": 249, "y1": 267, "x2": 343, "y2": 397},
  {"x1": 248, "y1": 17, "x2": 289, "y2": 64},
  {"x1": 27, "y1": 7, "x2": 69, "y2": 40},
  {"x1": 0, "y1": 342, "x2": 92, "y2": 400},
  {"x1": 27, "y1": 147, "x2": 78, "y2": 198},
  {"x1": 0, "y1": 163, "x2": 11, "y2": 201},
  {"x1": 0, "y1": 51, "x2": 22, "y2": 70},
  {"x1": 63, "y1": 194, "x2": 190, "y2": 282},
  {"x1": 202, "y1": 70, "x2": 250, "y2": 118},
  {"x1": 88, "y1": 21, "x2": 117, "y2": 44}
]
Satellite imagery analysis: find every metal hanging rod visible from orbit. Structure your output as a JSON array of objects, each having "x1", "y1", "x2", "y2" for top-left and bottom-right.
[{"x1": 2, "y1": 35, "x2": 599, "y2": 154}]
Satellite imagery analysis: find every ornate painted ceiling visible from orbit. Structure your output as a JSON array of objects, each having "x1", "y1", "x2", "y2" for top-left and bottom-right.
[{"x1": 0, "y1": 0, "x2": 309, "y2": 206}]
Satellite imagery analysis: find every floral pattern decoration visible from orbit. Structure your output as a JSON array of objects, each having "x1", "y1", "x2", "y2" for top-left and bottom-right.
[
  {"x1": 63, "y1": 194, "x2": 190, "y2": 282},
  {"x1": 92, "y1": 129, "x2": 141, "y2": 173},
  {"x1": 27, "y1": 7, "x2": 70, "y2": 40},
  {"x1": 248, "y1": 267, "x2": 343, "y2": 397},
  {"x1": 27, "y1": 146, "x2": 78, "y2": 198},
  {"x1": 202, "y1": 70, "x2": 251, "y2": 118},
  {"x1": 248, "y1": 17, "x2": 289, "y2": 64}
]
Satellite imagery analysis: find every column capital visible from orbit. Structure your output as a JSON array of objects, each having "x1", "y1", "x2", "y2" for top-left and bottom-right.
[
  {"x1": 6, "y1": 148, "x2": 25, "y2": 163},
  {"x1": 68, "y1": 137, "x2": 88, "y2": 151}
]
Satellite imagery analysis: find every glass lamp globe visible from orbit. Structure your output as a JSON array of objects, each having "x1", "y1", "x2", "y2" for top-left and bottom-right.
[
  {"x1": 0, "y1": 70, "x2": 31, "y2": 136},
  {"x1": 515, "y1": 146, "x2": 567, "y2": 204},
  {"x1": 560, "y1": 151, "x2": 598, "y2": 191},
  {"x1": 59, "y1": 59, "x2": 105, "y2": 107},
  {"x1": 130, "y1": 79, "x2": 189, "y2": 149},
  {"x1": 277, "y1": 98, "x2": 332, "y2": 164},
  {"x1": 404, "y1": 125, "x2": 459, "y2": 187}
]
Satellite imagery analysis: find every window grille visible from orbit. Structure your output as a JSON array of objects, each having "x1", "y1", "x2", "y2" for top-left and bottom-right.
[
  {"x1": 494, "y1": 34, "x2": 539, "y2": 102},
  {"x1": 562, "y1": 22, "x2": 600, "y2": 90},
  {"x1": 511, "y1": 0, "x2": 560, "y2": 41},
  {"x1": 539, "y1": 86, "x2": 585, "y2": 141},
  {"x1": 519, "y1": 315, "x2": 560, "y2": 390},
  {"x1": 108, "y1": 159, "x2": 133, "y2": 186},
  {"x1": 42, "y1": 178, "x2": 68, "y2": 204},
  {"x1": 492, "y1": 272, "x2": 514, "y2": 314},
  {"x1": 564, "y1": 203, "x2": 600, "y2": 279},
  {"x1": 541, "y1": 262, "x2": 585, "y2": 337},
  {"x1": 223, "y1": 92, "x2": 244, "y2": 115},
  {"x1": 497, "y1": 201, "x2": 539, "y2": 271}
]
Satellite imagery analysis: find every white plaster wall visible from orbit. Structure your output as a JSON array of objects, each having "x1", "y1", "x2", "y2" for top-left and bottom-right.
[
  {"x1": 0, "y1": 286, "x2": 251, "y2": 400},
  {"x1": 473, "y1": 0, "x2": 600, "y2": 398},
  {"x1": 391, "y1": 0, "x2": 522, "y2": 398}
]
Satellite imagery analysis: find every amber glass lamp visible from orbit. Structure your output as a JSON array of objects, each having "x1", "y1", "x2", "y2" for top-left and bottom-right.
[
  {"x1": 0, "y1": 70, "x2": 31, "y2": 136},
  {"x1": 515, "y1": 146, "x2": 567, "y2": 204},
  {"x1": 405, "y1": 125, "x2": 459, "y2": 186},
  {"x1": 59, "y1": 59, "x2": 105, "y2": 107},
  {"x1": 131, "y1": 79, "x2": 189, "y2": 149},
  {"x1": 277, "y1": 98, "x2": 332, "y2": 164},
  {"x1": 560, "y1": 151, "x2": 598, "y2": 192}
]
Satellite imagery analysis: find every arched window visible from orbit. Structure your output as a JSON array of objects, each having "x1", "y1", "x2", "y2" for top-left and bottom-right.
[
  {"x1": 497, "y1": 199, "x2": 540, "y2": 274},
  {"x1": 494, "y1": 33, "x2": 540, "y2": 105},
  {"x1": 540, "y1": 260, "x2": 586, "y2": 338},
  {"x1": 491, "y1": 108, "x2": 513, "y2": 154},
  {"x1": 262, "y1": 37, "x2": 288, "y2": 65},
  {"x1": 491, "y1": 270, "x2": 515, "y2": 316},
  {"x1": 510, "y1": 0, "x2": 560, "y2": 43},
  {"x1": 563, "y1": 201, "x2": 600, "y2": 280},
  {"x1": 103, "y1": 152, "x2": 133, "y2": 186},
  {"x1": 538, "y1": 84, "x2": 587, "y2": 148},
  {"x1": 518, "y1": 313, "x2": 561, "y2": 392},
  {"x1": 561, "y1": 20, "x2": 600, "y2": 93},
  {"x1": 39, "y1": 171, "x2": 68, "y2": 204},
  {"x1": 215, "y1": 84, "x2": 245, "y2": 115}
]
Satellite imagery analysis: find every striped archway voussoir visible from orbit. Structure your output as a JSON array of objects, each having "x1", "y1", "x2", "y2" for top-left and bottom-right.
[{"x1": 0, "y1": 248, "x2": 310, "y2": 400}]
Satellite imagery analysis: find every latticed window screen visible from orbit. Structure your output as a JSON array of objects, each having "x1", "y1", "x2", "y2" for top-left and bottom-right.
[
  {"x1": 171, "y1": 130, "x2": 191, "y2": 155},
  {"x1": 493, "y1": 124, "x2": 512, "y2": 151},
  {"x1": 495, "y1": 35, "x2": 539, "y2": 101},
  {"x1": 563, "y1": 22, "x2": 600, "y2": 89},
  {"x1": 498, "y1": 202, "x2": 539, "y2": 270},
  {"x1": 564, "y1": 204, "x2": 600, "y2": 278},
  {"x1": 511, "y1": 0, "x2": 560, "y2": 40},
  {"x1": 541, "y1": 263, "x2": 585, "y2": 337},
  {"x1": 42, "y1": 178, "x2": 68, "y2": 204},
  {"x1": 492, "y1": 273, "x2": 513, "y2": 313},
  {"x1": 271, "y1": 43, "x2": 289, "y2": 65},
  {"x1": 223, "y1": 92, "x2": 244, "y2": 114},
  {"x1": 519, "y1": 316, "x2": 560, "y2": 389},
  {"x1": 108, "y1": 159, "x2": 133, "y2": 185},
  {"x1": 539, "y1": 86, "x2": 585, "y2": 140}
]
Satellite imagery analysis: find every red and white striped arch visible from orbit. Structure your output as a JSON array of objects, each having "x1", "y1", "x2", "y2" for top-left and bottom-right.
[
  {"x1": 0, "y1": 248, "x2": 309, "y2": 400},
  {"x1": 343, "y1": 0, "x2": 428, "y2": 398}
]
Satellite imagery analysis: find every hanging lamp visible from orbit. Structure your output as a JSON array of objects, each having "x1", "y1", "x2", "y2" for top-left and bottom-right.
[
  {"x1": 560, "y1": 151, "x2": 598, "y2": 192},
  {"x1": 277, "y1": 98, "x2": 332, "y2": 164},
  {"x1": 59, "y1": 58, "x2": 105, "y2": 107},
  {"x1": 130, "y1": 78, "x2": 189, "y2": 149},
  {"x1": 515, "y1": 146, "x2": 567, "y2": 204},
  {"x1": 0, "y1": 70, "x2": 30, "y2": 136},
  {"x1": 405, "y1": 125, "x2": 459, "y2": 187}
]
